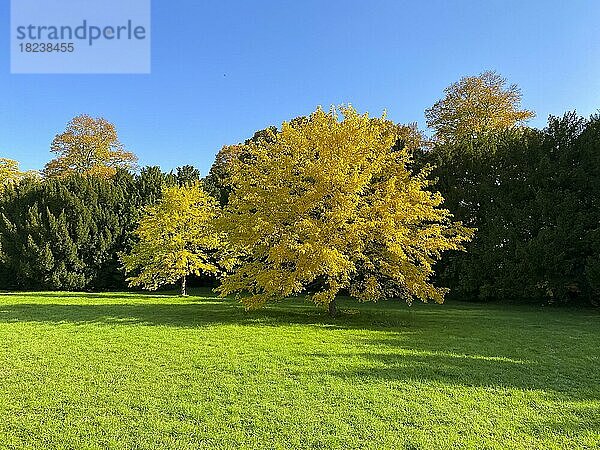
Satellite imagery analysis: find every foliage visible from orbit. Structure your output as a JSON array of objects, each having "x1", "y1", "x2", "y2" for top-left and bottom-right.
[
  {"x1": 0, "y1": 158, "x2": 38, "y2": 188},
  {"x1": 425, "y1": 71, "x2": 534, "y2": 145},
  {"x1": 2, "y1": 90, "x2": 599, "y2": 307},
  {"x1": 217, "y1": 106, "x2": 473, "y2": 311},
  {"x1": 122, "y1": 183, "x2": 220, "y2": 295},
  {"x1": 204, "y1": 127, "x2": 277, "y2": 206},
  {"x1": 0, "y1": 158, "x2": 24, "y2": 186},
  {"x1": 0, "y1": 168, "x2": 174, "y2": 290},
  {"x1": 44, "y1": 115, "x2": 138, "y2": 178},
  {"x1": 426, "y1": 113, "x2": 600, "y2": 304},
  {"x1": 206, "y1": 123, "x2": 426, "y2": 208},
  {"x1": 173, "y1": 164, "x2": 201, "y2": 186},
  {"x1": 204, "y1": 144, "x2": 246, "y2": 206}
]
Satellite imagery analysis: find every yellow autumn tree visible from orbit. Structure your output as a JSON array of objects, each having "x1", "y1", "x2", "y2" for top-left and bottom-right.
[
  {"x1": 44, "y1": 115, "x2": 137, "y2": 178},
  {"x1": 0, "y1": 158, "x2": 38, "y2": 189},
  {"x1": 121, "y1": 183, "x2": 221, "y2": 296},
  {"x1": 425, "y1": 71, "x2": 535, "y2": 144},
  {"x1": 0, "y1": 158, "x2": 24, "y2": 186},
  {"x1": 218, "y1": 106, "x2": 474, "y2": 315}
]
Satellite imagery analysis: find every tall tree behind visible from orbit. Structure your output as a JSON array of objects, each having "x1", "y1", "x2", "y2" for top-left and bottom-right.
[
  {"x1": 425, "y1": 71, "x2": 534, "y2": 145},
  {"x1": 44, "y1": 115, "x2": 138, "y2": 178},
  {"x1": 0, "y1": 175, "x2": 129, "y2": 289},
  {"x1": 204, "y1": 127, "x2": 277, "y2": 206},
  {"x1": 424, "y1": 103, "x2": 600, "y2": 304},
  {"x1": 174, "y1": 165, "x2": 201, "y2": 186},
  {"x1": 420, "y1": 72, "x2": 538, "y2": 301},
  {"x1": 465, "y1": 113, "x2": 600, "y2": 304},
  {"x1": 0, "y1": 158, "x2": 24, "y2": 185}
]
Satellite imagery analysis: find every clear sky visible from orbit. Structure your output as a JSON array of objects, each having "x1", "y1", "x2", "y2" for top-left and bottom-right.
[{"x1": 2, "y1": 0, "x2": 599, "y2": 174}]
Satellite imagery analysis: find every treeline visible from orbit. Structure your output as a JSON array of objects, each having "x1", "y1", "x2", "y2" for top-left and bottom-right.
[
  {"x1": 1, "y1": 71, "x2": 599, "y2": 306},
  {"x1": 0, "y1": 167, "x2": 200, "y2": 290},
  {"x1": 425, "y1": 112, "x2": 600, "y2": 305}
]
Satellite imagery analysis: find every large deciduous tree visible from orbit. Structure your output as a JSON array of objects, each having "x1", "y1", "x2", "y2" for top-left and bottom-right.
[
  {"x1": 44, "y1": 115, "x2": 138, "y2": 178},
  {"x1": 217, "y1": 106, "x2": 473, "y2": 314},
  {"x1": 425, "y1": 71, "x2": 534, "y2": 145},
  {"x1": 122, "y1": 183, "x2": 220, "y2": 296}
]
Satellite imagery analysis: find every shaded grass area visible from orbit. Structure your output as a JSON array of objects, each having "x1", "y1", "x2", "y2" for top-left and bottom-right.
[{"x1": 0, "y1": 290, "x2": 598, "y2": 449}]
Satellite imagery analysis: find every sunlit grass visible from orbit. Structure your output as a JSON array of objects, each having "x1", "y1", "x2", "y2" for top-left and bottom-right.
[{"x1": 0, "y1": 290, "x2": 598, "y2": 449}]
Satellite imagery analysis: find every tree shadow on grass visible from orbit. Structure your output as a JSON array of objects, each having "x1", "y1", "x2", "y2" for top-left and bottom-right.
[
  {"x1": 319, "y1": 350, "x2": 540, "y2": 389},
  {"x1": 0, "y1": 300, "x2": 413, "y2": 331},
  {"x1": 0, "y1": 289, "x2": 428, "y2": 330},
  {"x1": 531, "y1": 403, "x2": 600, "y2": 443},
  {"x1": 299, "y1": 325, "x2": 600, "y2": 406},
  {"x1": 328, "y1": 350, "x2": 600, "y2": 441},
  {"x1": 0, "y1": 291, "x2": 191, "y2": 301}
]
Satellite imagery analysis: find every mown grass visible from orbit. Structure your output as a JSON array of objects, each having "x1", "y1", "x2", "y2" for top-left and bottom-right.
[{"x1": 0, "y1": 290, "x2": 598, "y2": 449}]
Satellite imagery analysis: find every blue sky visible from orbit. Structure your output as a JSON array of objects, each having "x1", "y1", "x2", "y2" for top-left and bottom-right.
[{"x1": 2, "y1": 0, "x2": 599, "y2": 174}]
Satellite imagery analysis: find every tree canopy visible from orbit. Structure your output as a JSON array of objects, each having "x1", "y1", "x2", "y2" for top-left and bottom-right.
[
  {"x1": 122, "y1": 183, "x2": 221, "y2": 296},
  {"x1": 0, "y1": 158, "x2": 37, "y2": 187},
  {"x1": 44, "y1": 115, "x2": 138, "y2": 178},
  {"x1": 217, "y1": 106, "x2": 473, "y2": 314},
  {"x1": 425, "y1": 71, "x2": 534, "y2": 145},
  {"x1": 1, "y1": 71, "x2": 599, "y2": 308},
  {"x1": 0, "y1": 167, "x2": 174, "y2": 290}
]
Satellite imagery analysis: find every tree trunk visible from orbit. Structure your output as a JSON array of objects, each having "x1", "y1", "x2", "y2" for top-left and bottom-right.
[
  {"x1": 328, "y1": 298, "x2": 337, "y2": 317},
  {"x1": 181, "y1": 275, "x2": 187, "y2": 297}
]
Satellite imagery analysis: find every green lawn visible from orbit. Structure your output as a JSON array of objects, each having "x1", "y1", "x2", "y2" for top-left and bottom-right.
[{"x1": 0, "y1": 291, "x2": 598, "y2": 449}]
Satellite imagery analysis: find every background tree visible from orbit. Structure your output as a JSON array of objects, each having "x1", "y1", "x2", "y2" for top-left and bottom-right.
[
  {"x1": 203, "y1": 145, "x2": 242, "y2": 206},
  {"x1": 419, "y1": 72, "x2": 537, "y2": 302},
  {"x1": 425, "y1": 71, "x2": 534, "y2": 145},
  {"x1": 421, "y1": 71, "x2": 535, "y2": 237},
  {"x1": 135, "y1": 166, "x2": 172, "y2": 205},
  {"x1": 44, "y1": 115, "x2": 138, "y2": 178},
  {"x1": 0, "y1": 158, "x2": 24, "y2": 185},
  {"x1": 217, "y1": 106, "x2": 473, "y2": 315},
  {"x1": 174, "y1": 165, "x2": 201, "y2": 186},
  {"x1": 0, "y1": 158, "x2": 38, "y2": 188},
  {"x1": 204, "y1": 127, "x2": 277, "y2": 206},
  {"x1": 425, "y1": 111, "x2": 600, "y2": 305},
  {"x1": 418, "y1": 72, "x2": 600, "y2": 305},
  {"x1": 122, "y1": 183, "x2": 220, "y2": 296},
  {"x1": 0, "y1": 173, "x2": 134, "y2": 290}
]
